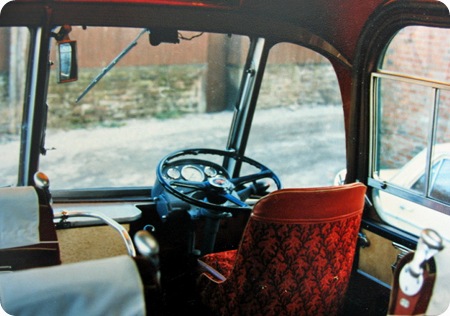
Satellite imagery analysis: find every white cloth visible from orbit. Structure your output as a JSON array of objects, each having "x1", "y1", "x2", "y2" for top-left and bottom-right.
[
  {"x1": 0, "y1": 255, "x2": 146, "y2": 316},
  {"x1": 426, "y1": 239, "x2": 450, "y2": 316},
  {"x1": 0, "y1": 187, "x2": 39, "y2": 249}
]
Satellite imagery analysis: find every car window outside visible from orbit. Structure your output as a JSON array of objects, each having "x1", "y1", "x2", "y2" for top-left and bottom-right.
[
  {"x1": 371, "y1": 26, "x2": 450, "y2": 240},
  {"x1": 0, "y1": 27, "x2": 29, "y2": 187},
  {"x1": 411, "y1": 158, "x2": 450, "y2": 204}
]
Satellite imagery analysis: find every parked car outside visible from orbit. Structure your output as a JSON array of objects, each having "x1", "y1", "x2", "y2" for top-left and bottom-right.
[{"x1": 335, "y1": 143, "x2": 450, "y2": 242}]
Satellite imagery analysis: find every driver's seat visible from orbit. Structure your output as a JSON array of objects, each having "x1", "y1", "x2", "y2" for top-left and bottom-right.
[{"x1": 196, "y1": 182, "x2": 366, "y2": 315}]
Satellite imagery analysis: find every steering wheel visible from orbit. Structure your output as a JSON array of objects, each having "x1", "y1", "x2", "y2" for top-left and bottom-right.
[{"x1": 155, "y1": 148, "x2": 282, "y2": 212}]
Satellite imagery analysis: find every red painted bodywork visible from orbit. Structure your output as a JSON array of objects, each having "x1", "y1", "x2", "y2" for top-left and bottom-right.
[{"x1": 2, "y1": 0, "x2": 386, "y2": 62}]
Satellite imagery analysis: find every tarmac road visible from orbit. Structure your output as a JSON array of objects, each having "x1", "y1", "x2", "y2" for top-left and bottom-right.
[{"x1": 1, "y1": 105, "x2": 345, "y2": 189}]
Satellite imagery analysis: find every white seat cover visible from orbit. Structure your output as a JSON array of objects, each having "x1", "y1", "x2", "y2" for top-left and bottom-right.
[
  {"x1": 0, "y1": 187, "x2": 39, "y2": 249},
  {"x1": 0, "y1": 255, "x2": 146, "y2": 316}
]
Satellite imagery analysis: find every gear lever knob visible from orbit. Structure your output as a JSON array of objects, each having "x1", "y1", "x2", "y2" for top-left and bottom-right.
[
  {"x1": 34, "y1": 171, "x2": 52, "y2": 205},
  {"x1": 134, "y1": 230, "x2": 159, "y2": 255},
  {"x1": 34, "y1": 171, "x2": 50, "y2": 188},
  {"x1": 408, "y1": 229, "x2": 444, "y2": 277},
  {"x1": 134, "y1": 230, "x2": 161, "y2": 286}
]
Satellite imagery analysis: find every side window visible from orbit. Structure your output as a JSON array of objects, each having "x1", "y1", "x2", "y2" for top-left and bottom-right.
[
  {"x1": 370, "y1": 26, "x2": 450, "y2": 240},
  {"x1": 0, "y1": 27, "x2": 30, "y2": 187},
  {"x1": 246, "y1": 42, "x2": 345, "y2": 188}
]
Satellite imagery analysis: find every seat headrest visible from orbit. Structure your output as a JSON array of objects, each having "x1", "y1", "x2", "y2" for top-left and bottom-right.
[
  {"x1": 252, "y1": 182, "x2": 367, "y2": 223},
  {"x1": 0, "y1": 187, "x2": 40, "y2": 249},
  {"x1": 0, "y1": 255, "x2": 146, "y2": 316}
]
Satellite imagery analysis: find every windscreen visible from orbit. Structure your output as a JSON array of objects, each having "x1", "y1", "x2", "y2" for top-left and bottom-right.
[{"x1": 41, "y1": 27, "x2": 249, "y2": 189}]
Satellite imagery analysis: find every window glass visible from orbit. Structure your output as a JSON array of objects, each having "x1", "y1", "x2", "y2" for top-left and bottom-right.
[
  {"x1": 246, "y1": 43, "x2": 345, "y2": 188},
  {"x1": 382, "y1": 27, "x2": 449, "y2": 81},
  {"x1": 43, "y1": 27, "x2": 249, "y2": 189},
  {"x1": 0, "y1": 27, "x2": 29, "y2": 187},
  {"x1": 372, "y1": 26, "x2": 450, "y2": 240},
  {"x1": 436, "y1": 90, "x2": 450, "y2": 143},
  {"x1": 375, "y1": 77, "x2": 430, "y2": 184}
]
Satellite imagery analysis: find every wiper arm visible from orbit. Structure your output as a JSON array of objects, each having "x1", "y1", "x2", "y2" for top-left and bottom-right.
[{"x1": 76, "y1": 28, "x2": 149, "y2": 103}]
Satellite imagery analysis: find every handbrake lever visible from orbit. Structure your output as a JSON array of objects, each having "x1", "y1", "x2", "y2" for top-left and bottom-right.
[
  {"x1": 399, "y1": 228, "x2": 444, "y2": 296},
  {"x1": 388, "y1": 228, "x2": 445, "y2": 315}
]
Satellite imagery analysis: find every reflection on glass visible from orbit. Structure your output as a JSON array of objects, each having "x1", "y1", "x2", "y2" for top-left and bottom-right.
[{"x1": 59, "y1": 42, "x2": 72, "y2": 81}]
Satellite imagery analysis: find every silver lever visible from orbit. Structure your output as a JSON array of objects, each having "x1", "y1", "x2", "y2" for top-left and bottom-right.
[
  {"x1": 134, "y1": 230, "x2": 160, "y2": 266},
  {"x1": 54, "y1": 210, "x2": 137, "y2": 257},
  {"x1": 399, "y1": 228, "x2": 444, "y2": 296},
  {"x1": 134, "y1": 230, "x2": 161, "y2": 285}
]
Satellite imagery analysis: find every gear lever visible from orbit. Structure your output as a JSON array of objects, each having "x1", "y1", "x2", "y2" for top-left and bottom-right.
[
  {"x1": 134, "y1": 230, "x2": 160, "y2": 266},
  {"x1": 134, "y1": 230, "x2": 161, "y2": 286},
  {"x1": 34, "y1": 171, "x2": 52, "y2": 205}
]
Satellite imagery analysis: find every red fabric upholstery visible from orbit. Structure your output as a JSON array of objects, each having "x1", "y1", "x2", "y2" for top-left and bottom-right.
[{"x1": 197, "y1": 182, "x2": 366, "y2": 316}]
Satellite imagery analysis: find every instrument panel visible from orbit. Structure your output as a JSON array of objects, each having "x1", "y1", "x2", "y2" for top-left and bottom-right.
[{"x1": 163, "y1": 160, "x2": 227, "y2": 182}]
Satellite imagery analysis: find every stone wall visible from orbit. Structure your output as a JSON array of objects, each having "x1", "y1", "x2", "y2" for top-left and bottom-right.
[
  {"x1": 0, "y1": 62, "x2": 339, "y2": 135},
  {"x1": 46, "y1": 64, "x2": 207, "y2": 129}
]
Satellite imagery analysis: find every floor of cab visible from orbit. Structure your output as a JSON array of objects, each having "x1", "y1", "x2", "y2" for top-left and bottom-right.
[
  {"x1": 342, "y1": 271, "x2": 390, "y2": 315},
  {"x1": 156, "y1": 268, "x2": 391, "y2": 315}
]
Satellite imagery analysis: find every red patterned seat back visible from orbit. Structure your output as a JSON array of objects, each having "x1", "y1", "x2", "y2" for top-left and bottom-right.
[{"x1": 197, "y1": 182, "x2": 366, "y2": 316}]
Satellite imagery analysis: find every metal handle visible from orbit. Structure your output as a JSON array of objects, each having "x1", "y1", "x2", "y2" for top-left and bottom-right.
[
  {"x1": 408, "y1": 228, "x2": 443, "y2": 277},
  {"x1": 399, "y1": 228, "x2": 444, "y2": 296}
]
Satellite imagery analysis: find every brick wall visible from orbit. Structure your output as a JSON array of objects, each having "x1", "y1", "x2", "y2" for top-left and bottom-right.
[{"x1": 380, "y1": 26, "x2": 450, "y2": 168}]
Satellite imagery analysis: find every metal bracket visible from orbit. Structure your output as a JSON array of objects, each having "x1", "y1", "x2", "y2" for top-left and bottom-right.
[
  {"x1": 358, "y1": 231, "x2": 370, "y2": 248},
  {"x1": 392, "y1": 242, "x2": 412, "y2": 273}
]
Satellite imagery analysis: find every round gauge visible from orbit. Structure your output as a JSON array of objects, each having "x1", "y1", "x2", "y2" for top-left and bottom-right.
[
  {"x1": 204, "y1": 166, "x2": 217, "y2": 177},
  {"x1": 166, "y1": 167, "x2": 181, "y2": 179},
  {"x1": 181, "y1": 165, "x2": 204, "y2": 181}
]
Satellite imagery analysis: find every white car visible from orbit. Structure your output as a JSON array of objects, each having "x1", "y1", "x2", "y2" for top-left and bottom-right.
[{"x1": 336, "y1": 143, "x2": 450, "y2": 242}]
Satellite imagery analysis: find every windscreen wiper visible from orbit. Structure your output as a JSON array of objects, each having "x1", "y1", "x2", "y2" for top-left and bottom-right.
[{"x1": 76, "y1": 28, "x2": 150, "y2": 103}]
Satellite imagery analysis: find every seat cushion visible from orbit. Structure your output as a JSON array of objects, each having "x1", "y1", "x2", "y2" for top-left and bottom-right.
[{"x1": 198, "y1": 249, "x2": 237, "y2": 280}]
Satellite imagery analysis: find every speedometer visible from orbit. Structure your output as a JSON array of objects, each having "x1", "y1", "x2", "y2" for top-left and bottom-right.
[{"x1": 181, "y1": 165, "x2": 204, "y2": 181}]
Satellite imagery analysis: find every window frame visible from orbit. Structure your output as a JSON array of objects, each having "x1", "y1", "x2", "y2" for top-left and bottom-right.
[
  {"x1": 367, "y1": 39, "x2": 450, "y2": 244},
  {"x1": 346, "y1": 0, "x2": 450, "y2": 243},
  {"x1": 369, "y1": 69, "x2": 450, "y2": 216}
]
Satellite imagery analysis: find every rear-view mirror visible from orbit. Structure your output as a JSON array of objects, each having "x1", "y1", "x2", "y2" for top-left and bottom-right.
[{"x1": 57, "y1": 40, "x2": 78, "y2": 83}]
